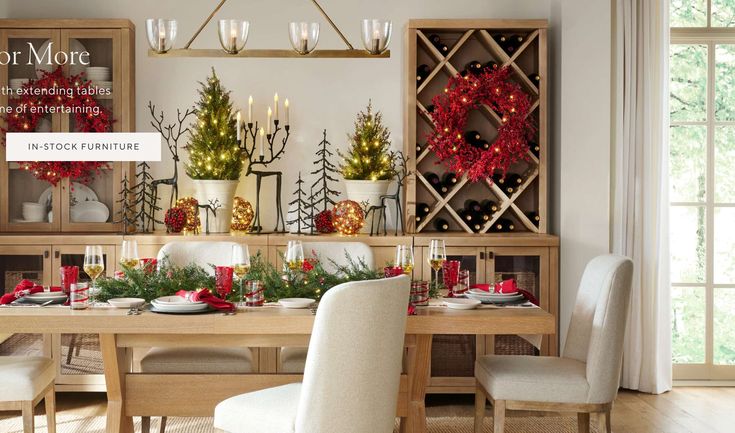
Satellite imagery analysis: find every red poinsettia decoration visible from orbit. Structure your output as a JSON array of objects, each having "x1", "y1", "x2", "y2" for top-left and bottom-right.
[
  {"x1": 427, "y1": 67, "x2": 535, "y2": 182},
  {"x1": 1, "y1": 67, "x2": 113, "y2": 185}
]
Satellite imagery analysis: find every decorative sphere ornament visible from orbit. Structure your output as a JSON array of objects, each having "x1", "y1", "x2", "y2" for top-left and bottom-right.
[
  {"x1": 164, "y1": 207, "x2": 187, "y2": 233},
  {"x1": 230, "y1": 196, "x2": 254, "y2": 232},
  {"x1": 175, "y1": 196, "x2": 201, "y2": 234},
  {"x1": 314, "y1": 209, "x2": 335, "y2": 233},
  {"x1": 331, "y1": 200, "x2": 365, "y2": 236}
]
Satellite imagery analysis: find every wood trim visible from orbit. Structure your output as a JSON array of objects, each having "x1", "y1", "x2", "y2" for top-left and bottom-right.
[
  {"x1": 116, "y1": 334, "x2": 310, "y2": 348},
  {"x1": 0, "y1": 19, "x2": 135, "y2": 30},
  {"x1": 408, "y1": 19, "x2": 549, "y2": 29}
]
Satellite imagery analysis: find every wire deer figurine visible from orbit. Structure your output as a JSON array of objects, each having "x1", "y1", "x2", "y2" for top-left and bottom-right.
[{"x1": 148, "y1": 101, "x2": 196, "y2": 212}]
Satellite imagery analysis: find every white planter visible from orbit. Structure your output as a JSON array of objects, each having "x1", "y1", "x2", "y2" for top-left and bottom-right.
[
  {"x1": 344, "y1": 179, "x2": 392, "y2": 233},
  {"x1": 192, "y1": 179, "x2": 239, "y2": 233}
]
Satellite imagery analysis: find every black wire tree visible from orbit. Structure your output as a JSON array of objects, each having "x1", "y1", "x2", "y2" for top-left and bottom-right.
[
  {"x1": 114, "y1": 173, "x2": 137, "y2": 234},
  {"x1": 286, "y1": 172, "x2": 311, "y2": 234},
  {"x1": 310, "y1": 129, "x2": 341, "y2": 213},
  {"x1": 133, "y1": 161, "x2": 161, "y2": 233}
]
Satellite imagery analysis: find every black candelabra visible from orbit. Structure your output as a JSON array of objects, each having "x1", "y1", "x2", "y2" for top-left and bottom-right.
[{"x1": 238, "y1": 118, "x2": 291, "y2": 233}]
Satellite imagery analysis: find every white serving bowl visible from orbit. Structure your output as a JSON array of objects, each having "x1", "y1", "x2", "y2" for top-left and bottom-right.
[
  {"x1": 70, "y1": 201, "x2": 109, "y2": 223},
  {"x1": 278, "y1": 298, "x2": 315, "y2": 309},
  {"x1": 22, "y1": 202, "x2": 45, "y2": 222},
  {"x1": 108, "y1": 298, "x2": 146, "y2": 309}
]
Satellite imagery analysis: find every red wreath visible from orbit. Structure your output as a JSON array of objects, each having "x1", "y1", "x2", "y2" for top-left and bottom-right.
[
  {"x1": 427, "y1": 67, "x2": 535, "y2": 182},
  {"x1": 2, "y1": 67, "x2": 113, "y2": 185}
]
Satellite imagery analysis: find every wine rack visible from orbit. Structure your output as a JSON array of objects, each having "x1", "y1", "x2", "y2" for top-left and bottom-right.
[{"x1": 405, "y1": 19, "x2": 548, "y2": 234}]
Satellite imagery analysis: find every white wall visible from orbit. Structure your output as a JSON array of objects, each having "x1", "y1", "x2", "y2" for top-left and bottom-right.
[{"x1": 6, "y1": 0, "x2": 614, "y2": 348}]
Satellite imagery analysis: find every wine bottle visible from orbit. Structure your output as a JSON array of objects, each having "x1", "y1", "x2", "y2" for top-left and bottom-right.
[
  {"x1": 433, "y1": 218, "x2": 450, "y2": 232},
  {"x1": 428, "y1": 34, "x2": 442, "y2": 47},
  {"x1": 464, "y1": 60, "x2": 483, "y2": 75},
  {"x1": 492, "y1": 34, "x2": 508, "y2": 46},
  {"x1": 484, "y1": 61, "x2": 499, "y2": 72},
  {"x1": 498, "y1": 218, "x2": 515, "y2": 232},
  {"x1": 529, "y1": 141, "x2": 540, "y2": 158},
  {"x1": 459, "y1": 209, "x2": 474, "y2": 223},
  {"x1": 416, "y1": 142, "x2": 423, "y2": 153},
  {"x1": 506, "y1": 173, "x2": 523, "y2": 186},
  {"x1": 426, "y1": 104, "x2": 435, "y2": 113},
  {"x1": 416, "y1": 64, "x2": 431, "y2": 84},
  {"x1": 438, "y1": 43, "x2": 449, "y2": 54},
  {"x1": 464, "y1": 199, "x2": 482, "y2": 213},
  {"x1": 471, "y1": 221, "x2": 483, "y2": 233},
  {"x1": 442, "y1": 172, "x2": 458, "y2": 188},
  {"x1": 491, "y1": 173, "x2": 506, "y2": 186},
  {"x1": 528, "y1": 72, "x2": 541, "y2": 86},
  {"x1": 510, "y1": 34, "x2": 525, "y2": 45},
  {"x1": 526, "y1": 211, "x2": 540, "y2": 226},
  {"x1": 416, "y1": 202, "x2": 431, "y2": 218},
  {"x1": 481, "y1": 199, "x2": 498, "y2": 214},
  {"x1": 477, "y1": 139, "x2": 490, "y2": 150},
  {"x1": 424, "y1": 172, "x2": 447, "y2": 194},
  {"x1": 464, "y1": 130, "x2": 481, "y2": 145}
]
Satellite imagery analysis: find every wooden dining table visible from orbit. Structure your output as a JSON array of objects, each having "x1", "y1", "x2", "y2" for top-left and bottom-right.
[{"x1": 0, "y1": 305, "x2": 555, "y2": 433}]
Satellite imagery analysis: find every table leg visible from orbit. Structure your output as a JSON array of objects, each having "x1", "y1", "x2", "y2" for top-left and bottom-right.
[
  {"x1": 100, "y1": 334, "x2": 133, "y2": 433},
  {"x1": 402, "y1": 334, "x2": 431, "y2": 433}
]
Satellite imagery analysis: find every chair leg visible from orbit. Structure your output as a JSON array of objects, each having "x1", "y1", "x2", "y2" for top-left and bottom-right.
[
  {"x1": 45, "y1": 386, "x2": 57, "y2": 433},
  {"x1": 159, "y1": 416, "x2": 167, "y2": 433},
  {"x1": 598, "y1": 410, "x2": 611, "y2": 433},
  {"x1": 493, "y1": 399, "x2": 506, "y2": 433},
  {"x1": 577, "y1": 412, "x2": 590, "y2": 433},
  {"x1": 21, "y1": 400, "x2": 34, "y2": 433},
  {"x1": 474, "y1": 383, "x2": 486, "y2": 433},
  {"x1": 141, "y1": 416, "x2": 150, "y2": 433}
]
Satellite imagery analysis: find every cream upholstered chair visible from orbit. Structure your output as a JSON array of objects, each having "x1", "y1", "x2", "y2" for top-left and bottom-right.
[
  {"x1": 140, "y1": 242, "x2": 254, "y2": 433},
  {"x1": 0, "y1": 356, "x2": 56, "y2": 433},
  {"x1": 280, "y1": 241, "x2": 374, "y2": 373},
  {"x1": 474, "y1": 255, "x2": 633, "y2": 433},
  {"x1": 214, "y1": 275, "x2": 410, "y2": 433}
]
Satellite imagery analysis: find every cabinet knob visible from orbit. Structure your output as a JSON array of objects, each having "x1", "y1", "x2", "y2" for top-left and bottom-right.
[
  {"x1": 44, "y1": 250, "x2": 49, "y2": 259},
  {"x1": 487, "y1": 251, "x2": 494, "y2": 259},
  {"x1": 54, "y1": 250, "x2": 60, "y2": 259},
  {"x1": 479, "y1": 252, "x2": 485, "y2": 260}
]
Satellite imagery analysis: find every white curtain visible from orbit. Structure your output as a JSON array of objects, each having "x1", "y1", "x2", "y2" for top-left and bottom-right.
[{"x1": 612, "y1": 0, "x2": 672, "y2": 394}]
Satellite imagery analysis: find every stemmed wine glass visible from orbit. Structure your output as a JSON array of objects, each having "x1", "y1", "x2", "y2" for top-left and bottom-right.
[
  {"x1": 83, "y1": 245, "x2": 105, "y2": 305},
  {"x1": 119, "y1": 240, "x2": 139, "y2": 270},
  {"x1": 427, "y1": 239, "x2": 446, "y2": 292},
  {"x1": 285, "y1": 240, "x2": 305, "y2": 273},
  {"x1": 232, "y1": 244, "x2": 251, "y2": 307},
  {"x1": 395, "y1": 245, "x2": 415, "y2": 277}
]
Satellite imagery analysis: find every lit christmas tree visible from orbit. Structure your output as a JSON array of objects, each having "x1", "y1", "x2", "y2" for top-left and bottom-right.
[
  {"x1": 185, "y1": 68, "x2": 243, "y2": 180},
  {"x1": 339, "y1": 101, "x2": 395, "y2": 181}
]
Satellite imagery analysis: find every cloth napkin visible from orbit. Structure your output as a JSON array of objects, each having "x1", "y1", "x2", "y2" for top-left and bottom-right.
[
  {"x1": 470, "y1": 279, "x2": 539, "y2": 306},
  {"x1": 1, "y1": 280, "x2": 62, "y2": 305},
  {"x1": 175, "y1": 288, "x2": 235, "y2": 312}
]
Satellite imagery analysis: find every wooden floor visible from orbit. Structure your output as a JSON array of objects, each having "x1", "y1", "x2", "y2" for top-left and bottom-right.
[{"x1": 2, "y1": 388, "x2": 730, "y2": 433}]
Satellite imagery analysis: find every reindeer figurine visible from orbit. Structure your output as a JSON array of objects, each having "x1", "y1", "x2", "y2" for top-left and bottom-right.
[
  {"x1": 148, "y1": 101, "x2": 196, "y2": 212},
  {"x1": 377, "y1": 151, "x2": 410, "y2": 236}
]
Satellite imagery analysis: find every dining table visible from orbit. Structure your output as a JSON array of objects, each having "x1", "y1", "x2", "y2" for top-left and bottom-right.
[{"x1": 0, "y1": 303, "x2": 555, "y2": 433}]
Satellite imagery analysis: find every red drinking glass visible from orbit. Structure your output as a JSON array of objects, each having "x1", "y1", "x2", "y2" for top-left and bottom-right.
[
  {"x1": 60, "y1": 266, "x2": 79, "y2": 296},
  {"x1": 442, "y1": 260, "x2": 461, "y2": 291},
  {"x1": 215, "y1": 266, "x2": 234, "y2": 300}
]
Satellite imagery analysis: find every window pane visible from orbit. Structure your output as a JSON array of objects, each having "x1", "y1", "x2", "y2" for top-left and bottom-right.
[
  {"x1": 671, "y1": 0, "x2": 708, "y2": 27},
  {"x1": 715, "y1": 126, "x2": 735, "y2": 203},
  {"x1": 672, "y1": 286, "x2": 706, "y2": 364},
  {"x1": 670, "y1": 125, "x2": 707, "y2": 202},
  {"x1": 671, "y1": 44, "x2": 708, "y2": 121},
  {"x1": 714, "y1": 208, "x2": 735, "y2": 284},
  {"x1": 670, "y1": 206, "x2": 706, "y2": 283},
  {"x1": 713, "y1": 0, "x2": 735, "y2": 27},
  {"x1": 716, "y1": 45, "x2": 735, "y2": 120},
  {"x1": 714, "y1": 288, "x2": 735, "y2": 365}
]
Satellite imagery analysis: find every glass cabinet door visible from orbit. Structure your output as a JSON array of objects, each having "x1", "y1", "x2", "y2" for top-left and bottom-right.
[
  {"x1": 59, "y1": 29, "x2": 121, "y2": 232},
  {"x1": 0, "y1": 29, "x2": 62, "y2": 232}
]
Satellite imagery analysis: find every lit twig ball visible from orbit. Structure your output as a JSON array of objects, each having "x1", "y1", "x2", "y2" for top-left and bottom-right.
[
  {"x1": 231, "y1": 196, "x2": 254, "y2": 232},
  {"x1": 175, "y1": 197, "x2": 201, "y2": 234},
  {"x1": 332, "y1": 200, "x2": 365, "y2": 236}
]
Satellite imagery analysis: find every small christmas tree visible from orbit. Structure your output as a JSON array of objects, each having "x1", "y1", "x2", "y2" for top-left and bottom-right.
[
  {"x1": 185, "y1": 68, "x2": 243, "y2": 180},
  {"x1": 115, "y1": 173, "x2": 137, "y2": 233},
  {"x1": 339, "y1": 100, "x2": 396, "y2": 181},
  {"x1": 287, "y1": 172, "x2": 311, "y2": 234},
  {"x1": 310, "y1": 129, "x2": 341, "y2": 212}
]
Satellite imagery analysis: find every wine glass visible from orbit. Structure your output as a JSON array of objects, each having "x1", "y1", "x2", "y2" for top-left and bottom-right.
[
  {"x1": 83, "y1": 245, "x2": 105, "y2": 305},
  {"x1": 232, "y1": 244, "x2": 251, "y2": 307},
  {"x1": 119, "y1": 240, "x2": 139, "y2": 270},
  {"x1": 285, "y1": 240, "x2": 304, "y2": 272},
  {"x1": 427, "y1": 239, "x2": 446, "y2": 292},
  {"x1": 395, "y1": 245, "x2": 415, "y2": 277}
]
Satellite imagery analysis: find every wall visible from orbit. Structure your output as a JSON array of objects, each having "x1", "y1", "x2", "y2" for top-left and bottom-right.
[{"x1": 6, "y1": 0, "x2": 614, "y2": 347}]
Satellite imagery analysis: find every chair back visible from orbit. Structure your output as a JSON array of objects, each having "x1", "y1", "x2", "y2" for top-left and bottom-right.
[
  {"x1": 295, "y1": 275, "x2": 410, "y2": 433},
  {"x1": 302, "y1": 241, "x2": 374, "y2": 273},
  {"x1": 157, "y1": 241, "x2": 240, "y2": 276},
  {"x1": 562, "y1": 254, "x2": 634, "y2": 403}
]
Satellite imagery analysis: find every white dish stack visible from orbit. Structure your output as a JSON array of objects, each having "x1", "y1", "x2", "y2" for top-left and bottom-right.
[
  {"x1": 9, "y1": 78, "x2": 29, "y2": 93},
  {"x1": 85, "y1": 67, "x2": 112, "y2": 90}
]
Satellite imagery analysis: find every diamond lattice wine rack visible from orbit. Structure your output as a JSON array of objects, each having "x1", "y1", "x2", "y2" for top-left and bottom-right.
[{"x1": 405, "y1": 19, "x2": 548, "y2": 234}]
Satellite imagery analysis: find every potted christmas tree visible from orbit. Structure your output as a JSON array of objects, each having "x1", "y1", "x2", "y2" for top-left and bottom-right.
[
  {"x1": 339, "y1": 101, "x2": 396, "y2": 222},
  {"x1": 185, "y1": 68, "x2": 243, "y2": 233}
]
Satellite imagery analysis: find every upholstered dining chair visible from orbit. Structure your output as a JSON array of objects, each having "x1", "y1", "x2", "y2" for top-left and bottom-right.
[
  {"x1": 0, "y1": 356, "x2": 57, "y2": 433},
  {"x1": 214, "y1": 275, "x2": 410, "y2": 433},
  {"x1": 140, "y1": 241, "x2": 254, "y2": 433},
  {"x1": 474, "y1": 254, "x2": 633, "y2": 433},
  {"x1": 280, "y1": 241, "x2": 374, "y2": 373}
]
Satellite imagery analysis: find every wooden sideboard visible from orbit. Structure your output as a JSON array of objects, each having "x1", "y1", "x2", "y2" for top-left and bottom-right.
[{"x1": 0, "y1": 232, "x2": 558, "y2": 394}]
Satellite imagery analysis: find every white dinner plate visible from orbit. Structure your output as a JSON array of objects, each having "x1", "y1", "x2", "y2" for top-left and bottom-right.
[
  {"x1": 39, "y1": 182, "x2": 98, "y2": 208},
  {"x1": 107, "y1": 298, "x2": 145, "y2": 309},
  {"x1": 152, "y1": 295, "x2": 204, "y2": 305},
  {"x1": 278, "y1": 298, "x2": 315, "y2": 309},
  {"x1": 467, "y1": 289, "x2": 519, "y2": 296},
  {"x1": 150, "y1": 301, "x2": 210, "y2": 312},
  {"x1": 465, "y1": 292, "x2": 525, "y2": 303},
  {"x1": 24, "y1": 292, "x2": 68, "y2": 303},
  {"x1": 35, "y1": 39, "x2": 87, "y2": 78},
  {"x1": 443, "y1": 298, "x2": 481, "y2": 310}
]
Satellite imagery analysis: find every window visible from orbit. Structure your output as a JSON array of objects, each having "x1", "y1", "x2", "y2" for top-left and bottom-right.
[{"x1": 670, "y1": 0, "x2": 735, "y2": 380}]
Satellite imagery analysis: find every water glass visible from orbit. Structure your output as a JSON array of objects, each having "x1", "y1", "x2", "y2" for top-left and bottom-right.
[
  {"x1": 70, "y1": 283, "x2": 89, "y2": 310},
  {"x1": 245, "y1": 280, "x2": 265, "y2": 306},
  {"x1": 454, "y1": 269, "x2": 470, "y2": 296},
  {"x1": 410, "y1": 280, "x2": 429, "y2": 307}
]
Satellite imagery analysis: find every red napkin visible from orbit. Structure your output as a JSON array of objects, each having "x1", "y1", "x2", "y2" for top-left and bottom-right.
[
  {"x1": 407, "y1": 304, "x2": 416, "y2": 316},
  {"x1": 470, "y1": 279, "x2": 539, "y2": 306},
  {"x1": 175, "y1": 288, "x2": 235, "y2": 312},
  {"x1": 1, "y1": 280, "x2": 62, "y2": 305}
]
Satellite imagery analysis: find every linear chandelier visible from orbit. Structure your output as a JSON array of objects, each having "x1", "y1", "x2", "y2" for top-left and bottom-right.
[{"x1": 146, "y1": 0, "x2": 391, "y2": 59}]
